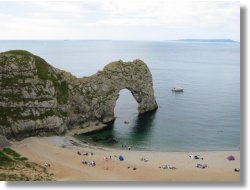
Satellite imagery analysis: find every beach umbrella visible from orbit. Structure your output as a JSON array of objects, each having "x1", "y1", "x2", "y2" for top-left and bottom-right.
[
  {"x1": 227, "y1": 155, "x2": 235, "y2": 161},
  {"x1": 119, "y1": 155, "x2": 124, "y2": 161}
]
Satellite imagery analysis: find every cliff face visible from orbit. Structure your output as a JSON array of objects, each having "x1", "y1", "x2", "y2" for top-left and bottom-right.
[{"x1": 0, "y1": 50, "x2": 158, "y2": 139}]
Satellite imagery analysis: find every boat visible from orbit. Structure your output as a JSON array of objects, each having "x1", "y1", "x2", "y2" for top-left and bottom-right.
[{"x1": 172, "y1": 87, "x2": 184, "y2": 92}]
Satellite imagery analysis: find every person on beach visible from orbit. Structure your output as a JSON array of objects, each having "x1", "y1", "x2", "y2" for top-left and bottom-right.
[
  {"x1": 91, "y1": 161, "x2": 96, "y2": 166},
  {"x1": 43, "y1": 162, "x2": 50, "y2": 167},
  {"x1": 234, "y1": 168, "x2": 240, "y2": 172}
]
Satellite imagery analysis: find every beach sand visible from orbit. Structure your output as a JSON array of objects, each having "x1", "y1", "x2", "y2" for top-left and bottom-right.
[{"x1": 10, "y1": 136, "x2": 240, "y2": 181}]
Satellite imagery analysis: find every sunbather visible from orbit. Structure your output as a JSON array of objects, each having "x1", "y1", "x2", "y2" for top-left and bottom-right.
[
  {"x1": 140, "y1": 157, "x2": 149, "y2": 162},
  {"x1": 196, "y1": 163, "x2": 208, "y2": 169},
  {"x1": 159, "y1": 164, "x2": 176, "y2": 170},
  {"x1": 81, "y1": 160, "x2": 88, "y2": 165},
  {"x1": 189, "y1": 154, "x2": 203, "y2": 160}
]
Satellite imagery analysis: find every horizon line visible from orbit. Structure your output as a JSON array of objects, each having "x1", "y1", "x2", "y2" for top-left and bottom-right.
[{"x1": 0, "y1": 38, "x2": 240, "y2": 42}]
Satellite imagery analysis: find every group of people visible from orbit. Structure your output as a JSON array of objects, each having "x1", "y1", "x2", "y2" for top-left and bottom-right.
[
  {"x1": 78, "y1": 151, "x2": 96, "y2": 166},
  {"x1": 82, "y1": 160, "x2": 96, "y2": 166},
  {"x1": 121, "y1": 144, "x2": 131, "y2": 150},
  {"x1": 103, "y1": 156, "x2": 112, "y2": 161},
  {"x1": 196, "y1": 163, "x2": 208, "y2": 169},
  {"x1": 77, "y1": 151, "x2": 94, "y2": 156},
  {"x1": 189, "y1": 154, "x2": 203, "y2": 160},
  {"x1": 127, "y1": 166, "x2": 137, "y2": 170},
  {"x1": 189, "y1": 154, "x2": 208, "y2": 169},
  {"x1": 76, "y1": 149, "x2": 240, "y2": 175},
  {"x1": 159, "y1": 164, "x2": 177, "y2": 170},
  {"x1": 140, "y1": 157, "x2": 149, "y2": 162}
]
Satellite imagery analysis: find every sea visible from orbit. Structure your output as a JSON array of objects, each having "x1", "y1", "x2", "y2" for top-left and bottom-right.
[{"x1": 0, "y1": 40, "x2": 240, "y2": 152}]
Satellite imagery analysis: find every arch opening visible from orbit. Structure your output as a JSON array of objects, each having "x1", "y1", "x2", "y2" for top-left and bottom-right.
[
  {"x1": 104, "y1": 88, "x2": 157, "y2": 148},
  {"x1": 114, "y1": 89, "x2": 138, "y2": 121}
]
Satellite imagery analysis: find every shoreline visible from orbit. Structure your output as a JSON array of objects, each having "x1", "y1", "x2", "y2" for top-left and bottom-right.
[
  {"x1": 75, "y1": 135, "x2": 240, "y2": 153},
  {"x1": 74, "y1": 134, "x2": 240, "y2": 153},
  {"x1": 10, "y1": 135, "x2": 240, "y2": 181}
]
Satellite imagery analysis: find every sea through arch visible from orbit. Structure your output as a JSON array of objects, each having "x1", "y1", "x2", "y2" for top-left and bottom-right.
[{"x1": 113, "y1": 89, "x2": 138, "y2": 128}]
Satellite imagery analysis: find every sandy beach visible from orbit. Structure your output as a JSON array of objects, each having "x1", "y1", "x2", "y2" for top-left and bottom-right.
[{"x1": 10, "y1": 136, "x2": 240, "y2": 181}]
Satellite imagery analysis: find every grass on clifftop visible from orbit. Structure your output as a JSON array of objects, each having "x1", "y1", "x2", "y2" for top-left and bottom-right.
[
  {"x1": 34, "y1": 56, "x2": 51, "y2": 80},
  {"x1": 1, "y1": 50, "x2": 34, "y2": 56},
  {"x1": 0, "y1": 50, "x2": 50, "y2": 80}
]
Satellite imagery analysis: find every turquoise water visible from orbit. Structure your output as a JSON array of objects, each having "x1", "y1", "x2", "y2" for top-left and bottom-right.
[{"x1": 0, "y1": 40, "x2": 240, "y2": 151}]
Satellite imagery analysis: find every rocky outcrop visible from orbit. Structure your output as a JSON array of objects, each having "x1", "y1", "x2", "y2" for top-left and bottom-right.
[
  {"x1": 0, "y1": 135, "x2": 11, "y2": 148},
  {"x1": 0, "y1": 50, "x2": 158, "y2": 139}
]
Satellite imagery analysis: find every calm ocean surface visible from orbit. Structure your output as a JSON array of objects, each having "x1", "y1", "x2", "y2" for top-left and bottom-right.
[{"x1": 0, "y1": 40, "x2": 240, "y2": 151}]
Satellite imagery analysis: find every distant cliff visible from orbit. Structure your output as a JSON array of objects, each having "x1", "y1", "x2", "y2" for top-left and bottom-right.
[
  {"x1": 174, "y1": 39, "x2": 238, "y2": 43},
  {"x1": 0, "y1": 50, "x2": 158, "y2": 139}
]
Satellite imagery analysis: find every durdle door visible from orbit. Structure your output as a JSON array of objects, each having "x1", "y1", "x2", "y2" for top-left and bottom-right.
[{"x1": 0, "y1": 50, "x2": 158, "y2": 139}]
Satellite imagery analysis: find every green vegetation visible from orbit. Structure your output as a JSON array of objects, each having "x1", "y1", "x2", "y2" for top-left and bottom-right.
[
  {"x1": 0, "y1": 150, "x2": 13, "y2": 167},
  {"x1": 2, "y1": 147, "x2": 21, "y2": 158},
  {"x1": 1, "y1": 50, "x2": 69, "y2": 106},
  {"x1": 0, "y1": 173, "x2": 29, "y2": 181},
  {"x1": 0, "y1": 107, "x2": 67, "y2": 128},
  {"x1": 0, "y1": 93, "x2": 52, "y2": 103},
  {"x1": 0, "y1": 55, "x2": 7, "y2": 65},
  {"x1": 54, "y1": 80, "x2": 69, "y2": 104},
  {"x1": 0, "y1": 108, "x2": 21, "y2": 127},
  {"x1": 0, "y1": 148, "x2": 27, "y2": 169},
  {"x1": 33, "y1": 55, "x2": 69, "y2": 104},
  {"x1": 2, "y1": 147, "x2": 27, "y2": 161},
  {"x1": 0, "y1": 148, "x2": 52, "y2": 181},
  {"x1": 32, "y1": 54, "x2": 69, "y2": 104},
  {"x1": 84, "y1": 90, "x2": 94, "y2": 100},
  {"x1": 37, "y1": 109, "x2": 68, "y2": 118},
  {"x1": 0, "y1": 50, "x2": 69, "y2": 136},
  {"x1": 34, "y1": 56, "x2": 50, "y2": 80},
  {"x1": 0, "y1": 50, "x2": 49, "y2": 80},
  {"x1": 1, "y1": 50, "x2": 33, "y2": 56},
  {"x1": 0, "y1": 77, "x2": 20, "y2": 86}
]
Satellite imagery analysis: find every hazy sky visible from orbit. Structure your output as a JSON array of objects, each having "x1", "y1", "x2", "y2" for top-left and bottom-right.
[{"x1": 0, "y1": 0, "x2": 240, "y2": 41}]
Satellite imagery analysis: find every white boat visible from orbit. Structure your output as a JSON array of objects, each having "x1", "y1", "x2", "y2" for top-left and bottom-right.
[{"x1": 172, "y1": 87, "x2": 184, "y2": 92}]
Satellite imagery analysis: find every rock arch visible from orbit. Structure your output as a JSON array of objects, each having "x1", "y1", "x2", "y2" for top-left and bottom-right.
[
  {"x1": 0, "y1": 50, "x2": 158, "y2": 137},
  {"x1": 70, "y1": 59, "x2": 158, "y2": 125}
]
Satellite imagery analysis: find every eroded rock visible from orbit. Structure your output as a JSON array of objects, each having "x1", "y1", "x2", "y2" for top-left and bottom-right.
[{"x1": 0, "y1": 50, "x2": 158, "y2": 138}]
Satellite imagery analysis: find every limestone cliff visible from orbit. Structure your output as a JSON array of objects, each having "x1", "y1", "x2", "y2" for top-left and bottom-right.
[{"x1": 0, "y1": 50, "x2": 158, "y2": 139}]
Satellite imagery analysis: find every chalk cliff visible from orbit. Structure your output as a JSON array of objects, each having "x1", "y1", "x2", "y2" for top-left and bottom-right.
[{"x1": 0, "y1": 50, "x2": 158, "y2": 139}]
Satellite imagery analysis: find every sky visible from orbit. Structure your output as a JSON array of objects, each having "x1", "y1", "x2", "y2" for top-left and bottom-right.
[{"x1": 0, "y1": 0, "x2": 240, "y2": 41}]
